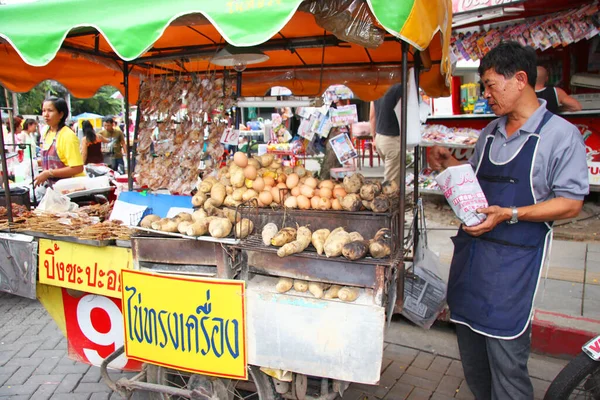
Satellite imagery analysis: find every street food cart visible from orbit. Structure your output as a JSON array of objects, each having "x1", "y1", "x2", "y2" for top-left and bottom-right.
[{"x1": 0, "y1": 0, "x2": 452, "y2": 398}]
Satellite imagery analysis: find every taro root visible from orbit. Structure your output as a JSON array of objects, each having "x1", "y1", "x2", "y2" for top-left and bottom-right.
[
  {"x1": 362, "y1": 195, "x2": 391, "y2": 213},
  {"x1": 360, "y1": 182, "x2": 382, "y2": 201},
  {"x1": 341, "y1": 194, "x2": 362, "y2": 212},
  {"x1": 343, "y1": 173, "x2": 364, "y2": 194},
  {"x1": 342, "y1": 240, "x2": 369, "y2": 261}
]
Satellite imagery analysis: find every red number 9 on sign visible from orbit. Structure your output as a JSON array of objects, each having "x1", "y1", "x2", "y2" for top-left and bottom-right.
[{"x1": 63, "y1": 290, "x2": 142, "y2": 371}]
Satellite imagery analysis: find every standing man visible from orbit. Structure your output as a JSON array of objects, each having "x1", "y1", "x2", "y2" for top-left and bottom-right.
[
  {"x1": 429, "y1": 42, "x2": 588, "y2": 399},
  {"x1": 535, "y1": 66, "x2": 582, "y2": 113},
  {"x1": 370, "y1": 83, "x2": 402, "y2": 186},
  {"x1": 99, "y1": 116, "x2": 126, "y2": 173}
]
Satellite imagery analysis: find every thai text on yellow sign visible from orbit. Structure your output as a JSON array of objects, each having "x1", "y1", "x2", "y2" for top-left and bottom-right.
[
  {"x1": 121, "y1": 270, "x2": 247, "y2": 380},
  {"x1": 39, "y1": 239, "x2": 133, "y2": 298}
]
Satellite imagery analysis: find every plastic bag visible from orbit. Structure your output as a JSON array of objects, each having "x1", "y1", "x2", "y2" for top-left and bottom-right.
[
  {"x1": 300, "y1": 0, "x2": 385, "y2": 49},
  {"x1": 36, "y1": 188, "x2": 79, "y2": 213},
  {"x1": 394, "y1": 68, "x2": 421, "y2": 150},
  {"x1": 402, "y1": 200, "x2": 447, "y2": 329}
]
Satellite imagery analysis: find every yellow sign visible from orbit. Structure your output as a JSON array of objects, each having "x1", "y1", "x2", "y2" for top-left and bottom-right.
[
  {"x1": 39, "y1": 239, "x2": 133, "y2": 298},
  {"x1": 121, "y1": 270, "x2": 247, "y2": 380}
]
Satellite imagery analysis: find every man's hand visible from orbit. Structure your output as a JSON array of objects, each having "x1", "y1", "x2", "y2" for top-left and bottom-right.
[
  {"x1": 34, "y1": 170, "x2": 51, "y2": 187},
  {"x1": 428, "y1": 146, "x2": 452, "y2": 171},
  {"x1": 463, "y1": 206, "x2": 511, "y2": 236}
]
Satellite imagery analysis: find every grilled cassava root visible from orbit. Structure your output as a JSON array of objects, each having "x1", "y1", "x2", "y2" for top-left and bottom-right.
[{"x1": 277, "y1": 226, "x2": 312, "y2": 257}]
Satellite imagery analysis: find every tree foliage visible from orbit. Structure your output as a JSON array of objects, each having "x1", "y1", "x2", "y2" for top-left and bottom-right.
[{"x1": 13, "y1": 81, "x2": 122, "y2": 117}]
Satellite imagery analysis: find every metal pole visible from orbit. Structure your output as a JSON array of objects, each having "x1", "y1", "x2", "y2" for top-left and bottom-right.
[
  {"x1": 123, "y1": 62, "x2": 132, "y2": 191},
  {"x1": 131, "y1": 89, "x2": 142, "y2": 175},
  {"x1": 4, "y1": 88, "x2": 15, "y2": 144},
  {"x1": 399, "y1": 41, "x2": 409, "y2": 253},
  {"x1": 413, "y1": 50, "x2": 421, "y2": 256},
  {"x1": 28, "y1": 144, "x2": 36, "y2": 205},
  {"x1": 0, "y1": 111, "x2": 14, "y2": 223},
  {"x1": 235, "y1": 71, "x2": 242, "y2": 130},
  {"x1": 413, "y1": 51, "x2": 421, "y2": 206}
]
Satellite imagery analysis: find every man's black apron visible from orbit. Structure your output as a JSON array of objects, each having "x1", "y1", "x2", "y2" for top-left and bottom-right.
[{"x1": 447, "y1": 111, "x2": 554, "y2": 339}]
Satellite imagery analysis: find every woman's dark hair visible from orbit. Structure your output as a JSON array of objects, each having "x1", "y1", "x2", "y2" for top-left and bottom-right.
[
  {"x1": 82, "y1": 120, "x2": 97, "y2": 143},
  {"x1": 478, "y1": 41, "x2": 537, "y2": 88},
  {"x1": 23, "y1": 119, "x2": 36, "y2": 130},
  {"x1": 43, "y1": 96, "x2": 69, "y2": 130}
]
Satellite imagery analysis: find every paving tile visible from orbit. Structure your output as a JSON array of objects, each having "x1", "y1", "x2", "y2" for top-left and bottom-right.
[
  {"x1": 455, "y1": 380, "x2": 475, "y2": 400},
  {"x1": 445, "y1": 360, "x2": 465, "y2": 379},
  {"x1": 407, "y1": 388, "x2": 432, "y2": 400},
  {"x1": 80, "y1": 367, "x2": 102, "y2": 384},
  {"x1": 412, "y1": 353, "x2": 435, "y2": 370},
  {"x1": 0, "y1": 374, "x2": 11, "y2": 386},
  {"x1": 381, "y1": 358, "x2": 393, "y2": 373},
  {"x1": 428, "y1": 356, "x2": 452, "y2": 374},
  {"x1": 30, "y1": 383, "x2": 59, "y2": 400},
  {"x1": 73, "y1": 382, "x2": 112, "y2": 393},
  {"x1": 382, "y1": 382, "x2": 413, "y2": 400},
  {"x1": 333, "y1": 388, "x2": 366, "y2": 400},
  {"x1": 430, "y1": 393, "x2": 455, "y2": 400},
  {"x1": 548, "y1": 241, "x2": 587, "y2": 270},
  {"x1": 528, "y1": 353, "x2": 569, "y2": 382},
  {"x1": 6, "y1": 366, "x2": 37, "y2": 385},
  {"x1": 50, "y1": 394, "x2": 91, "y2": 400},
  {"x1": 583, "y1": 298, "x2": 600, "y2": 320},
  {"x1": 386, "y1": 319, "x2": 460, "y2": 359},
  {"x1": 531, "y1": 377, "x2": 551, "y2": 400},
  {"x1": 435, "y1": 375, "x2": 462, "y2": 396},
  {"x1": 54, "y1": 374, "x2": 84, "y2": 394},
  {"x1": 535, "y1": 280, "x2": 583, "y2": 316},
  {"x1": 588, "y1": 243, "x2": 600, "y2": 254},
  {"x1": 384, "y1": 344, "x2": 419, "y2": 366},
  {"x1": 89, "y1": 394, "x2": 110, "y2": 400},
  {"x1": 405, "y1": 366, "x2": 444, "y2": 383},
  {"x1": 399, "y1": 373, "x2": 439, "y2": 391}
]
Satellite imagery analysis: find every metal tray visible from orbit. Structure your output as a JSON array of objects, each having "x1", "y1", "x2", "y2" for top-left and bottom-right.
[
  {"x1": 131, "y1": 226, "x2": 240, "y2": 245},
  {"x1": 19, "y1": 230, "x2": 114, "y2": 247}
]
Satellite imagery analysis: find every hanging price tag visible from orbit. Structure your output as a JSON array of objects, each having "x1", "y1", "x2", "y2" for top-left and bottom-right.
[{"x1": 220, "y1": 128, "x2": 240, "y2": 146}]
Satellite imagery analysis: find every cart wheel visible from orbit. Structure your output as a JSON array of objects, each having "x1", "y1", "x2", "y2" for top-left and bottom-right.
[{"x1": 145, "y1": 364, "x2": 281, "y2": 399}]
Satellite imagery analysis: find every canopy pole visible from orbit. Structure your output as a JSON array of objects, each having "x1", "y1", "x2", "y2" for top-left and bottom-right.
[
  {"x1": 412, "y1": 50, "x2": 421, "y2": 260},
  {"x1": 236, "y1": 72, "x2": 242, "y2": 130},
  {"x1": 397, "y1": 40, "x2": 409, "y2": 314},
  {"x1": 131, "y1": 82, "x2": 142, "y2": 181},
  {"x1": 123, "y1": 62, "x2": 132, "y2": 191},
  {"x1": 413, "y1": 51, "x2": 421, "y2": 206},
  {"x1": 0, "y1": 111, "x2": 14, "y2": 224}
]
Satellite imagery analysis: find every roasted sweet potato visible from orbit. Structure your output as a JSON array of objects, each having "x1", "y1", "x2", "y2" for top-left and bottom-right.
[{"x1": 271, "y1": 227, "x2": 297, "y2": 247}]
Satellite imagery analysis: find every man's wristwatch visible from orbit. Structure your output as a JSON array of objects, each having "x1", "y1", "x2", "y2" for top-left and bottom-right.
[{"x1": 507, "y1": 207, "x2": 518, "y2": 225}]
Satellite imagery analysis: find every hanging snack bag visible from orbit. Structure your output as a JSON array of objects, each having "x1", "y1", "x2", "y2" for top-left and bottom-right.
[{"x1": 435, "y1": 164, "x2": 488, "y2": 227}]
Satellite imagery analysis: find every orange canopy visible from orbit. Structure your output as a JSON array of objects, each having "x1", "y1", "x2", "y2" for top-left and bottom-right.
[{"x1": 0, "y1": 2, "x2": 452, "y2": 101}]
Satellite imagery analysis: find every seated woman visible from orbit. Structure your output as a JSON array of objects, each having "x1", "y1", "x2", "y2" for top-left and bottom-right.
[
  {"x1": 80, "y1": 120, "x2": 109, "y2": 164},
  {"x1": 34, "y1": 97, "x2": 85, "y2": 187}
]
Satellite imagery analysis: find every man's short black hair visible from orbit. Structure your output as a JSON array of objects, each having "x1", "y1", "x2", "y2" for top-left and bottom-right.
[
  {"x1": 103, "y1": 117, "x2": 114, "y2": 124},
  {"x1": 478, "y1": 41, "x2": 537, "y2": 88}
]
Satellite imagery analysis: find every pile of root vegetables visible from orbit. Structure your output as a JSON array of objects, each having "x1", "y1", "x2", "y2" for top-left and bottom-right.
[
  {"x1": 275, "y1": 278, "x2": 360, "y2": 302},
  {"x1": 192, "y1": 151, "x2": 399, "y2": 212},
  {"x1": 139, "y1": 208, "x2": 254, "y2": 239},
  {"x1": 263, "y1": 223, "x2": 392, "y2": 260}
]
